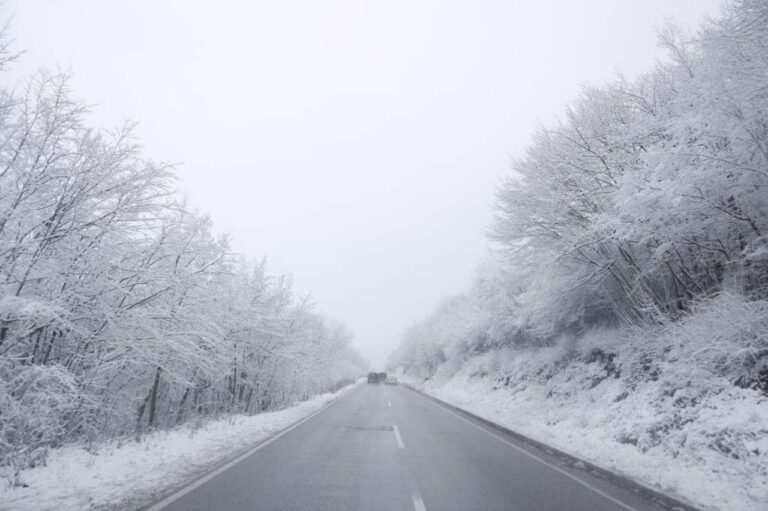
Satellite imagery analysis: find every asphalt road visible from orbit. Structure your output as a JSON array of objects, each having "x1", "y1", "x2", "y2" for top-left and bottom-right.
[{"x1": 148, "y1": 384, "x2": 675, "y2": 511}]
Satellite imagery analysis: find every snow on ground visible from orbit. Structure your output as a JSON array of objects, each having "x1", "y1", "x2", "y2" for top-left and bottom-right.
[
  {"x1": 404, "y1": 340, "x2": 768, "y2": 511},
  {"x1": 1, "y1": 382, "x2": 360, "y2": 511}
]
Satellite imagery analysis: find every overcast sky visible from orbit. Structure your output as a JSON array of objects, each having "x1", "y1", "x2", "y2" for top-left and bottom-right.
[{"x1": 6, "y1": 0, "x2": 721, "y2": 368}]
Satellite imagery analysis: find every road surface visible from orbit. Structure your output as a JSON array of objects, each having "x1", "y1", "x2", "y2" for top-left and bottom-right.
[{"x1": 147, "y1": 384, "x2": 680, "y2": 511}]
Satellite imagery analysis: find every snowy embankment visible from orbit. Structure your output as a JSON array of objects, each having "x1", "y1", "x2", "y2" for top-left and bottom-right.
[
  {"x1": 403, "y1": 327, "x2": 768, "y2": 511},
  {"x1": 1, "y1": 382, "x2": 360, "y2": 511}
]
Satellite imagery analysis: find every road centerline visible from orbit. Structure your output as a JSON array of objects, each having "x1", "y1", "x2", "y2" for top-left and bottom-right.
[
  {"x1": 412, "y1": 492, "x2": 427, "y2": 511},
  {"x1": 393, "y1": 424, "x2": 405, "y2": 449}
]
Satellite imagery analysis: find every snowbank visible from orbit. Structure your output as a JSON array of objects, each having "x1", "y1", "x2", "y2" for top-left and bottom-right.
[
  {"x1": 404, "y1": 334, "x2": 768, "y2": 511},
  {"x1": 0, "y1": 382, "x2": 360, "y2": 511}
]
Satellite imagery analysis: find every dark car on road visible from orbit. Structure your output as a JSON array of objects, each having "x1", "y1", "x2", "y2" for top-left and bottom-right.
[{"x1": 367, "y1": 372, "x2": 387, "y2": 384}]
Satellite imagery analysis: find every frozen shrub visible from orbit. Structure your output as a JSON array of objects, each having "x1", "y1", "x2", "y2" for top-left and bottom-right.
[{"x1": 0, "y1": 360, "x2": 90, "y2": 482}]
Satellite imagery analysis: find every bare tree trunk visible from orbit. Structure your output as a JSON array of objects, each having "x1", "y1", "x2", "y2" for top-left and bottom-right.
[
  {"x1": 135, "y1": 388, "x2": 152, "y2": 442},
  {"x1": 148, "y1": 366, "x2": 162, "y2": 428},
  {"x1": 175, "y1": 386, "x2": 190, "y2": 425}
]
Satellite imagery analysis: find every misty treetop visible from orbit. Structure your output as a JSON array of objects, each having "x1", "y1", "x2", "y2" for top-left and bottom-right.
[{"x1": 0, "y1": 26, "x2": 367, "y2": 478}]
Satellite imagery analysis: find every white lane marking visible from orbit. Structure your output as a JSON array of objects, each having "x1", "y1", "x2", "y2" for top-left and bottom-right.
[
  {"x1": 412, "y1": 392, "x2": 638, "y2": 511},
  {"x1": 387, "y1": 399, "x2": 392, "y2": 408},
  {"x1": 393, "y1": 424, "x2": 405, "y2": 449},
  {"x1": 145, "y1": 397, "x2": 343, "y2": 511},
  {"x1": 412, "y1": 493, "x2": 427, "y2": 511}
]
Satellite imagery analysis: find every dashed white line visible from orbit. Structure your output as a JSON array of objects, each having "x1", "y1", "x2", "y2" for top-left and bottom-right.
[
  {"x1": 387, "y1": 399, "x2": 392, "y2": 408},
  {"x1": 392, "y1": 424, "x2": 404, "y2": 449},
  {"x1": 412, "y1": 493, "x2": 427, "y2": 511}
]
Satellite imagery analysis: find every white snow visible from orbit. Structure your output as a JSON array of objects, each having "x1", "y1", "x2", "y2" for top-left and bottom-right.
[
  {"x1": 403, "y1": 344, "x2": 768, "y2": 511},
  {"x1": 0, "y1": 382, "x2": 360, "y2": 511}
]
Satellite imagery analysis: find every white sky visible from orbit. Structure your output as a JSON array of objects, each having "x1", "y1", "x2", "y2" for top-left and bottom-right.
[{"x1": 5, "y1": 0, "x2": 721, "y2": 368}]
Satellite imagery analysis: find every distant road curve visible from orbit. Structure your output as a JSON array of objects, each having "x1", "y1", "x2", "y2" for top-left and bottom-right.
[{"x1": 143, "y1": 384, "x2": 695, "y2": 511}]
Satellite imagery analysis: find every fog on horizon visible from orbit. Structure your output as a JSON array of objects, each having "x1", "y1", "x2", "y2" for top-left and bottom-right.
[{"x1": 6, "y1": 0, "x2": 721, "y2": 367}]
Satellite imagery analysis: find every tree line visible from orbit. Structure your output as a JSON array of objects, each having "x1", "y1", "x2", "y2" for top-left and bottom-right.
[
  {"x1": 0, "y1": 27, "x2": 367, "y2": 478},
  {"x1": 390, "y1": 0, "x2": 768, "y2": 391}
]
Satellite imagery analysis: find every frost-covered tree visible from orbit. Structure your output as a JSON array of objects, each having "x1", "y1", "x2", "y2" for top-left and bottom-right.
[
  {"x1": 391, "y1": 0, "x2": 768, "y2": 391},
  {"x1": 0, "y1": 26, "x2": 367, "y2": 478}
]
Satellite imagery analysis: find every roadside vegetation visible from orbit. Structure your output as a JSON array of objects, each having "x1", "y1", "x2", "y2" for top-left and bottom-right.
[
  {"x1": 0, "y1": 23, "x2": 367, "y2": 485},
  {"x1": 389, "y1": 1, "x2": 768, "y2": 508}
]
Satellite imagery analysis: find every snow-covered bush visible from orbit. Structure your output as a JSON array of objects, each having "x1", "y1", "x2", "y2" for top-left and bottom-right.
[
  {"x1": 653, "y1": 293, "x2": 768, "y2": 394},
  {"x1": 0, "y1": 361, "x2": 91, "y2": 483}
]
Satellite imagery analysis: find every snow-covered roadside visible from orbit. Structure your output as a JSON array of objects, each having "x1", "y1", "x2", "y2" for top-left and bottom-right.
[
  {"x1": 1, "y1": 382, "x2": 360, "y2": 511},
  {"x1": 403, "y1": 358, "x2": 768, "y2": 511}
]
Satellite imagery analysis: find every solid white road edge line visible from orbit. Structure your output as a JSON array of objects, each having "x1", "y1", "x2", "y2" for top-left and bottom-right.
[
  {"x1": 393, "y1": 424, "x2": 405, "y2": 449},
  {"x1": 144, "y1": 396, "x2": 344, "y2": 511},
  {"x1": 412, "y1": 391, "x2": 639, "y2": 511},
  {"x1": 412, "y1": 492, "x2": 427, "y2": 511}
]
